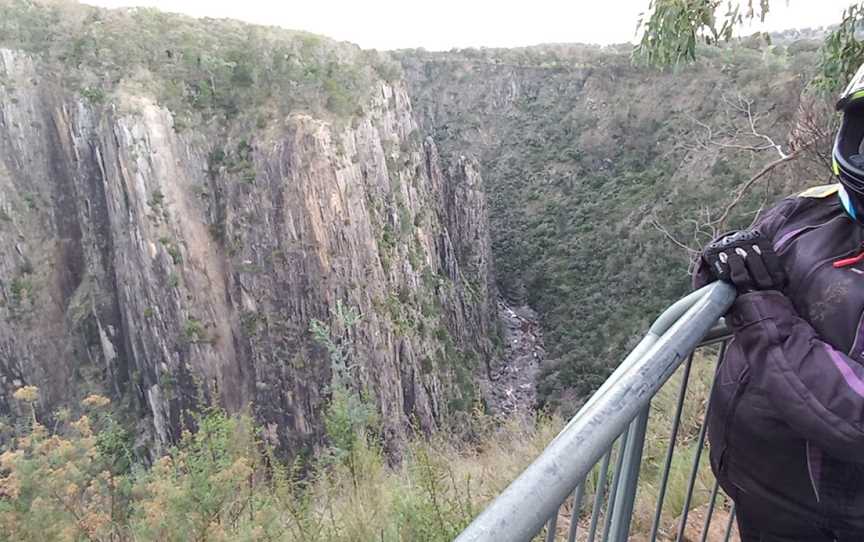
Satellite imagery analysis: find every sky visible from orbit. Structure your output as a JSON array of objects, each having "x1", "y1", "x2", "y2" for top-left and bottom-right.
[{"x1": 83, "y1": 0, "x2": 857, "y2": 51}]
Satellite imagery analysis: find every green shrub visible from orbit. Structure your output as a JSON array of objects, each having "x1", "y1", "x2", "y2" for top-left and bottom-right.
[
  {"x1": 311, "y1": 302, "x2": 379, "y2": 485},
  {"x1": 182, "y1": 318, "x2": 209, "y2": 344},
  {"x1": 0, "y1": 385, "x2": 567, "y2": 542},
  {"x1": 80, "y1": 86, "x2": 105, "y2": 104}
]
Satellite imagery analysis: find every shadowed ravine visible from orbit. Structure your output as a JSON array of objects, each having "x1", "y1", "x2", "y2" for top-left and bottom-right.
[{"x1": 481, "y1": 299, "x2": 544, "y2": 415}]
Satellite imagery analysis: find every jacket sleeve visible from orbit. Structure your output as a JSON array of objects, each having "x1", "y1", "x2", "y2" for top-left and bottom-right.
[{"x1": 729, "y1": 290, "x2": 864, "y2": 461}]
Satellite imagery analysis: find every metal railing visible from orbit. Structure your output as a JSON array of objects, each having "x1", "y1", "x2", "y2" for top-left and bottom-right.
[{"x1": 456, "y1": 281, "x2": 738, "y2": 542}]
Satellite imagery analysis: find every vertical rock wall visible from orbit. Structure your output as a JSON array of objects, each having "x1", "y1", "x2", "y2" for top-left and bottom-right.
[{"x1": 0, "y1": 48, "x2": 497, "y2": 456}]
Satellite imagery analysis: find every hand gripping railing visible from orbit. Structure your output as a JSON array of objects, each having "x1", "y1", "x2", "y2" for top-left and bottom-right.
[{"x1": 455, "y1": 281, "x2": 738, "y2": 542}]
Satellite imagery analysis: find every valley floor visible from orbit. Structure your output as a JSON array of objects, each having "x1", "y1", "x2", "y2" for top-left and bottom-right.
[{"x1": 480, "y1": 298, "x2": 545, "y2": 414}]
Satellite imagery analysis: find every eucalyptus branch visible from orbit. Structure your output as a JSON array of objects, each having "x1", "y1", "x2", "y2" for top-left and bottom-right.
[
  {"x1": 649, "y1": 216, "x2": 700, "y2": 255},
  {"x1": 708, "y1": 134, "x2": 825, "y2": 232}
]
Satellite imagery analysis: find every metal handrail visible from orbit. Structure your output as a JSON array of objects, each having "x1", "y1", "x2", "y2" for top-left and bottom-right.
[{"x1": 455, "y1": 281, "x2": 737, "y2": 542}]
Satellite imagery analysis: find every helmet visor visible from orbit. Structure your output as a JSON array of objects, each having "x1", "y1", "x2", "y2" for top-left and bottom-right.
[
  {"x1": 834, "y1": 99, "x2": 864, "y2": 195},
  {"x1": 837, "y1": 162, "x2": 864, "y2": 197},
  {"x1": 838, "y1": 63, "x2": 864, "y2": 111}
]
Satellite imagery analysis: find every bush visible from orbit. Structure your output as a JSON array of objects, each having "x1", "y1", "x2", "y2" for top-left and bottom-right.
[
  {"x1": 0, "y1": 385, "x2": 566, "y2": 541},
  {"x1": 0, "y1": 391, "x2": 131, "y2": 541},
  {"x1": 310, "y1": 302, "x2": 379, "y2": 485},
  {"x1": 130, "y1": 409, "x2": 261, "y2": 542}
]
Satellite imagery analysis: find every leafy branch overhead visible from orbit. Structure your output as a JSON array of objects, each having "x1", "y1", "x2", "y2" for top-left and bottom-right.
[
  {"x1": 635, "y1": 0, "x2": 864, "y2": 91},
  {"x1": 635, "y1": 0, "x2": 771, "y2": 65},
  {"x1": 813, "y1": 3, "x2": 864, "y2": 91}
]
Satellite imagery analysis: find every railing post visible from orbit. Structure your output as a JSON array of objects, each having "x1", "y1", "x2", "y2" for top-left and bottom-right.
[
  {"x1": 545, "y1": 512, "x2": 559, "y2": 542},
  {"x1": 567, "y1": 482, "x2": 587, "y2": 542},
  {"x1": 602, "y1": 428, "x2": 631, "y2": 541},
  {"x1": 585, "y1": 449, "x2": 613, "y2": 542},
  {"x1": 675, "y1": 342, "x2": 726, "y2": 542},
  {"x1": 606, "y1": 406, "x2": 650, "y2": 542}
]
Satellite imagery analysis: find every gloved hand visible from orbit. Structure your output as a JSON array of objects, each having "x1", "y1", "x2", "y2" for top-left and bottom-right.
[{"x1": 701, "y1": 229, "x2": 786, "y2": 292}]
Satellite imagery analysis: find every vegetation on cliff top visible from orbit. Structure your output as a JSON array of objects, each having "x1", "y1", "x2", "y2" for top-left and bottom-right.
[{"x1": 0, "y1": 0, "x2": 402, "y2": 126}]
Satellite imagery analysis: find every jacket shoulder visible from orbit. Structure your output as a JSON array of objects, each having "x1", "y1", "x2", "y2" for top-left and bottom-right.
[
  {"x1": 763, "y1": 184, "x2": 845, "y2": 239},
  {"x1": 756, "y1": 185, "x2": 843, "y2": 241},
  {"x1": 795, "y1": 183, "x2": 840, "y2": 199}
]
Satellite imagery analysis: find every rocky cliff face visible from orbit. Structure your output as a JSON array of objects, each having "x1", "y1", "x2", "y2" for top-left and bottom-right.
[{"x1": 0, "y1": 43, "x2": 497, "y2": 456}]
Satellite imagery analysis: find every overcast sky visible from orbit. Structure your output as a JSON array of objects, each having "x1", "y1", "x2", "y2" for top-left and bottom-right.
[{"x1": 83, "y1": 1, "x2": 856, "y2": 51}]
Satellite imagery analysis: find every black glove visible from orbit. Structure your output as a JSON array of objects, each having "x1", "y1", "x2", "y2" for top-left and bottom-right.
[{"x1": 701, "y1": 229, "x2": 786, "y2": 292}]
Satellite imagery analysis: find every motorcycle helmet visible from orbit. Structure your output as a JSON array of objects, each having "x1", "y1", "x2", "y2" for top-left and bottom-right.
[{"x1": 833, "y1": 62, "x2": 864, "y2": 220}]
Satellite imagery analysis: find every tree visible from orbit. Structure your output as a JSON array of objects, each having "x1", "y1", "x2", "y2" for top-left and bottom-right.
[
  {"x1": 635, "y1": 0, "x2": 771, "y2": 65},
  {"x1": 635, "y1": 0, "x2": 864, "y2": 92}
]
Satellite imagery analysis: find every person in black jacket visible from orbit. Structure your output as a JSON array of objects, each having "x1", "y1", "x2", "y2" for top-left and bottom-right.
[{"x1": 693, "y1": 65, "x2": 864, "y2": 541}]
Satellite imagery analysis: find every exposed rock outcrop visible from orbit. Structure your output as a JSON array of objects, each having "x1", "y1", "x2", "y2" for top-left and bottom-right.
[{"x1": 0, "y1": 46, "x2": 497, "y2": 457}]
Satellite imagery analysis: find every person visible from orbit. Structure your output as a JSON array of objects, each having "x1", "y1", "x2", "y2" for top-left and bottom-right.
[{"x1": 694, "y1": 64, "x2": 864, "y2": 541}]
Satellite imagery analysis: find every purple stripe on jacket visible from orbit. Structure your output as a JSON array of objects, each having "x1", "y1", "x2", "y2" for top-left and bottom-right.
[
  {"x1": 827, "y1": 347, "x2": 864, "y2": 398},
  {"x1": 772, "y1": 226, "x2": 808, "y2": 253}
]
